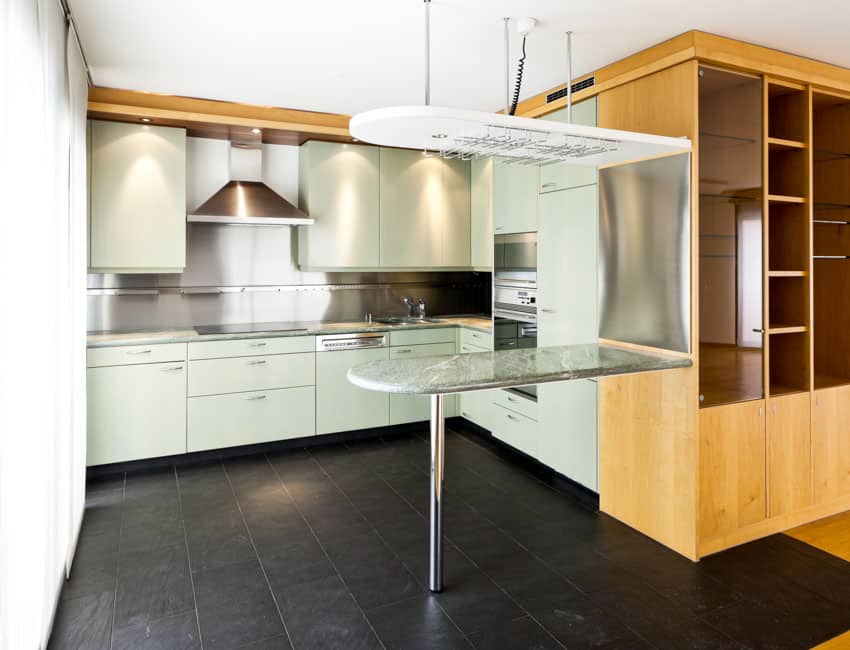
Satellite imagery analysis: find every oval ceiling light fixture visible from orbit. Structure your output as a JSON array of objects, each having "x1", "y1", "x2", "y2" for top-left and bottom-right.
[{"x1": 349, "y1": 2, "x2": 691, "y2": 167}]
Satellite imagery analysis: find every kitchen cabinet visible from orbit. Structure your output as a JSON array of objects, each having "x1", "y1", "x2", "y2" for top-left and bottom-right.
[
  {"x1": 767, "y1": 392, "x2": 812, "y2": 517},
  {"x1": 459, "y1": 328, "x2": 493, "y2": 350},
  {"x1": 537, "y1": 184, "x2": 598, "y2": 347},
  {"x1": 188, "y1": 352, "x2": 315, "y2": 397},
  {"x1": 698, "y1": 400, "x2": 767, "y2": 541},
  {"x1": 538, "y1": 380, "x2": 598, "y2": 490},
  {"x1": 298, "y1": 141, "x2": 380, "y2": 269},
  {"x1": 812, "y1": 386, "x2": 850, "y2": 505},
  {"x1": 389, "y1": 328, "x2": 457, "y2": 347},
  {"x1": 379, "y1": 148, "x2": 470, "y2": 268},
  {"x1": 538, "y1": 98, "x2": 598, "y2": 193},
  {"x1": 316, "y1": 346, "x2": 390, "y2": 434},
  {"x1": 492, "y1": 404, "x2": 538, "y2": 458},
  {"x1": 493, "y1": 158, "x2": 538, "y2": 234},
  {"x1": 470, "y1": 158, "x2": 494, "y2": 268},
  {"x1": 89, "y1": 120, "x2": 186, "y2": 273},
  {"x1": 87, "y1": 351, "x2": 187, "y2": 466},
  {"x1": 188, "y1": 386, "x2": 315, "y2": 452},
  {"x1": 389, "y1": 342, "x2": 457, "y2": 425}
]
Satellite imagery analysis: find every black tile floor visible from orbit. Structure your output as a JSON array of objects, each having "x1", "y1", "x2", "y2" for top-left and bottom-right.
[{"x1": 50, "y1": 428, "x2": 850, "y2": 650}]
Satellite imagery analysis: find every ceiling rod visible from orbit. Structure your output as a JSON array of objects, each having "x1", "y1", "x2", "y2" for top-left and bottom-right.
[
  {"x1": 424, "y1": 0, "x2": 431, "y2": 106},
  {"x1": 566, "y1": 31, "x2": 573, "y2": 123},
  {"x1": 504, "y1": 17, "x2": 511, "y2": 115}
]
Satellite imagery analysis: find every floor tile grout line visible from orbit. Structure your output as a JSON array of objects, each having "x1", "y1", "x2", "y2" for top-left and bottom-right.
[
  {"x1": 221, "y1": 460, "x2": 297, "y2": 650},
  {"x1": 106, "y1": 472, "x2": 127, "y2": 650},
  {"x1": 262, "y1": 452, "x2": 389, "y2": 650},
  {"x1": 173, "y1": 464, "x2": 205, "y2": 650}
]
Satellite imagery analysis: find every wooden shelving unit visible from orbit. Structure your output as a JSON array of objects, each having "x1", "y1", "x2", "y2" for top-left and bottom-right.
[
  {"x1": 813, "y1": 90, "x2": 850, "y2": 390},
  {"x1": 765, "y1": 80, "x2": 812, "y2": 396}
]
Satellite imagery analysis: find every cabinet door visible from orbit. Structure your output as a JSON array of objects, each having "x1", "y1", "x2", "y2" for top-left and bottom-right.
[
  {"x1": 538, "y1": 380, "x2": 598, "y2": 490},
  {"x1": 699, "y1": 400, "x2": 766, "y2": 540},
  {"x1": 768, "y1": 392, "x2": 812, "y2": 517},
  {"x1": 493, "y1": 159, "x2": 538, "y2": 234},
  {"x1": 470, "y1": 158, "x2": 493, "y2": 268},
  {"x1": 188, "y1": 386, "x2": 315, "y2": 452},
  {"x1": 298, "y1": 142, "x2": 380, "y2": 268},
  {"x1": 379, "y1": 149, "x2": 470, "y2": 268},
  {"x1": 89, "y1": 121, "x2": 186, "y2": 272},
  {"x1": 389, "y1": 343, "x2": 457, "y2": 424},
  {"x1": 492, "y1": 405, "x2": 538, "y2": 457},
  {"x1": 812, "y1": 386, "x2": 850, "y2": 504},
  {"x1": 316, "y1": 347, "x2": 390, "y2": 434},
  {"x1": 87, "y1": 361, "x2": 187, "y2": 465},
  {"x1": 537, "y1": 184, "x2": 598, "y2": 346},
  {"x1": 539, "y1": 98, "x2": 598, "y2": 193}
]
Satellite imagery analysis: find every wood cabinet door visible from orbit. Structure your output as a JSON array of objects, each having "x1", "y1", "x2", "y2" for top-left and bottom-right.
[
  {"x1": 89, "y1": 120, "x2": 186, "y2": 272},
  {"x1": 768, "y1": 392, "x2": 812, "y2": 517},
  {"x1": 699, "y1": 400, "x2": 766, "y2": 540},
  {"x1": 298, "y1": 141, "x2": 380, "y2": 269},
  {"x1": 87, "y1": 361, "x2": 187, "y2": 466},
  {"x1": 812, "y1": 386, "x2": 850, "y2": 504},
  {"x1": 470, "y1": 158, "x2": 493, "y2": 268},
  {"x1": 537, "y1": 184, "x2": 598, "y2": 347}
]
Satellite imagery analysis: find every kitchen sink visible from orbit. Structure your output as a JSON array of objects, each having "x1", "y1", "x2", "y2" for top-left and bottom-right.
[{"x1": 372, "y1": 316, "x2": 447, "y2": 325}]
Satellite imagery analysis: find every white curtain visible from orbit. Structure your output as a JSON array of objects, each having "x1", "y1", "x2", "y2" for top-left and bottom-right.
[{"x1": 0, "y1": 0, "x2": 88, "y2": 647}]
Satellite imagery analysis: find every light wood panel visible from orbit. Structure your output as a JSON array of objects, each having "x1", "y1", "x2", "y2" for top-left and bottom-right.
[
  {"x1": 767, "y1": 392, "x2": 812, "y2": 516},
  {"x1": 88, "y1": 86, "x2": 351, "y2": 144},
  {"x1": 599, "y1": 366, "x2": 700, "y2": 560},
  {"x1": 812, "y1": 386, "x2": 850, "y2": 504},
  {"x1": 699, "y1": 401, "x2": 767, "y2": 541},
  {"x1": 787, "y1": 511, "x2": 850, "y2": 562},
  {"x1": 810, "y1": 629, "x2": 850, "y2": 650}
]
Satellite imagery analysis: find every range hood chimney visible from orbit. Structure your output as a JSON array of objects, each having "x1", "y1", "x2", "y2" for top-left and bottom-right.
[{"x1": 188, "y1": 143, "x2": 314, "y2": 226}]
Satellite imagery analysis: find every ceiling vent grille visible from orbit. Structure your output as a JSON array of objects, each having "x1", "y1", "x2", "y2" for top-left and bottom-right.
[{"x1": 546, "y1": 77, "x2": 596, "y2": 103}]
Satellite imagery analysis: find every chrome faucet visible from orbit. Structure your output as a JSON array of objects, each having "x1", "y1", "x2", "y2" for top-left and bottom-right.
[
  {"x1": 402, "y1": 296, "x2": 427, "y2": 319},
  {"x1": 417, "y1": 298, "x2": 426, "y2": 318},
  {"x1": 402, "y1": 296, "x2": 416, "y2": 317}
]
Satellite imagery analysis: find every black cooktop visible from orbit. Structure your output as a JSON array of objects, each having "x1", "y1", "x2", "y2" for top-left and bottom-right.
[{"x1": 195, "y1": 322, "x2": 308, "y2": 335}]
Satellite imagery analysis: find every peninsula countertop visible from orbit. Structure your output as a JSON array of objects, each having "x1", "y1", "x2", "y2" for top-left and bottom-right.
[
  {"x1": 347, "y1": 342, "x2": 692, "y2": 394},
  {"x1": 86, "y1": 316, "x2": 493, "y2": 348}
]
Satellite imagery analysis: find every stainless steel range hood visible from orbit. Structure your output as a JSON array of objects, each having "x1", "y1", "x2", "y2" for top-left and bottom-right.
[{"x1": 188, "y1": 144, "x2": 314, "y2": 226}]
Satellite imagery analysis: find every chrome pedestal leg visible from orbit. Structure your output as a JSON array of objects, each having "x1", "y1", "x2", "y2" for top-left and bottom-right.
[{"x1": 429, "y1": 393, "x2": 445, "y2": 593}]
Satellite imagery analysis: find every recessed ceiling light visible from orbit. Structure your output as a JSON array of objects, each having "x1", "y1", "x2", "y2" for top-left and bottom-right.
[
  {"x1": 432, "y1": 133, "x2": 447, "y2": 139},
  {"x1": 140, "y1": 117, "x2": 152, "y2": 123},
  {"x1": 251, "y1": 127, "x2": 261, "y2": 134}
]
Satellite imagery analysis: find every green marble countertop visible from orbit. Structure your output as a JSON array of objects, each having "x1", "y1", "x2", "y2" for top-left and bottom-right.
[
  {"x1": 86, "y1": 316, "x2": 492, "y2": 348},
  {"x1": 347, "y1": 343, "x2": 691, "y2": 394}
]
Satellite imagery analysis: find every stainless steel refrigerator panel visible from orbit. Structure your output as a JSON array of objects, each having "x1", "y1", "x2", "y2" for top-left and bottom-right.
[{"x1": 598, "y1": 153, "x2": 691, "y2": 353}]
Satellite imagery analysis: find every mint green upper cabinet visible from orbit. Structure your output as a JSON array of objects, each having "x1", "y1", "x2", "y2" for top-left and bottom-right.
[
  {"x1": 379, "y1": 148, "x2": 470, "y2": 268},
  {"x1": 470, "y1": 158, "x2": 494, "y2": 268},
  {"x1": 89, "y1": 120, "x2": 186, "y2": 273},
  {"x1": 537, "y1": 184, "x2": 598, "y2": 347},
  {"x1": 493, "y1": 158, "x2": 538, "y2": 234},
  {"x1": 298, "y1": 142, "x2": 380, "y2": 269},
  {"x1": 539, "y1": 98, "x2": 598, "y2": 194}
]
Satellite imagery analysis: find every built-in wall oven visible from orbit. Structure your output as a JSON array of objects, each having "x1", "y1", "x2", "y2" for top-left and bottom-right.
[{"x1": 494, "y1": 232, "x2": 538, "y2": 399}]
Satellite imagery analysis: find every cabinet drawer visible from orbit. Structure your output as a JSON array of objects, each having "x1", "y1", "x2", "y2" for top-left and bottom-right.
[
  {"x1": 189, "y1": 336, "x2": 315, "y2": 360},
  {"x1": 389, "y1": 327, "x2": 457, "y2": 347},
  {"x1": 188, "y1": 352, "x2": 315, "y2": 397},
  {"x1": 87, "y1": 343, "x2": 186, "y2": 368},
  {"x1": 188, "y1": 386, "x2": 315, "y2": 452},
  {"x1": 460, "y1": 343, "x2": 490, "y2": 354},
  {"x1": 493, "y1": 389, "x2": 538, "y2": 421},
  {"x1": 390, "y1": 342, "x2": 456, "y2": 360},
  {"x1": 492, "y1": 404, "x2": 538, "y2": 457},
  {"x1": 459, "y1": 328, "x2": 493, "y2": 350}
]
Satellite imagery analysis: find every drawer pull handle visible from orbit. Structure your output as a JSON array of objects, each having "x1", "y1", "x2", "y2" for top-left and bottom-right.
[
  {"x1": 248, "y1": 342, "x2": 267, "y2": 348},
  {"x1": 396, "y1": 349, "x2": 412, "y2": 354},
  {"x1": 462, "y1": 412, "x2": 470, "y2": 417},
  {"x1": 540, "y1": 308, "x2": 556, "y2": 314},
  {"x1": 127, "y1": 349, "x2": 153, "y2": 355},
  {"x1": 246, "y1": 395, "x2": 267, "y2": 401},
  {"x1": 161, "y1": 365, "x2": 184, "y2": 372},
  {"x1": 249, "y1": 360, "x2": 268, "y2": 366},
  {"x1": 506, "y1": 413, "x2": 520, "y2": 421},
  {"x1": 507, "y1": 396, "x2": 517, "y2": 402},
  {"x1": 541, "y1": 182, "x2": 557, "y2": 188}
]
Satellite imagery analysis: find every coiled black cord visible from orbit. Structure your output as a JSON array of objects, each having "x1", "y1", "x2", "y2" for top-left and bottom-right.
[{"x1": 509, "y1": 35, "x2": 527, "y2": 115}]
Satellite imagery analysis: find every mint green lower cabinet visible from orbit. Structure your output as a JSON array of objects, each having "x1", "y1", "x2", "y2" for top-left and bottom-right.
[
  {"x1": 316, "y1": 347, "x2": 390, "y2": 434},
  {"x1": 188, "y1": 386, "x2": 316, "y2": 452},
  {"x1": 87, "y1": 361, "x2": 187, "y2": 466},
  {"x1": 458, "y1": 389, "x2": 497, "y2": 430},
  {"x1": 188, "y1": 352, "x2": 315, "y2": 397},
  {"x1": 537, "y1": 380, "x2": 598, "y2": 490},
  {"x1": 492, "y1": 404, "x2": 539, "y2": 457},
  {"x1": 389, "y1": 342, "x2": 457, "y2": 424}
]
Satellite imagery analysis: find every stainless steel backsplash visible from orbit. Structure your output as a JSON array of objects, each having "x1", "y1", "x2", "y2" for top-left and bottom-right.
[{"x1": 88, "y1": 223, "x2": 491, "y2": 331}]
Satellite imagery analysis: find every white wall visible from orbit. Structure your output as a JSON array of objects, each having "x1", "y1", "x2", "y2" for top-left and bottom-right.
[{"x1": 185, "y1": 137, "x2": 300, "y2": 212}]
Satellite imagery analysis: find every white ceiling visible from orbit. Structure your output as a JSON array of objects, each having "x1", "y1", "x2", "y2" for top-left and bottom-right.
[{"x1": 70, "y1": 0, "x2": 849, "y2": 116}]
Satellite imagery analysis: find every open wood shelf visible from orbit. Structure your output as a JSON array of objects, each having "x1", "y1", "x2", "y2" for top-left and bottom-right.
[
  {"x1": 769, "y1": 330, "x2": 810, "y2": 395},
  {"x1": 768, "y1": 325, "x2": 808, "y2": 335},
  {"x1": 768, "y1": 270, "x2": 806, "y2": 277},
  {"x1": 768, "y1": 194, "x2": 806, "y2": 204},
  {"x1": 814, "y1": 374, "x2": 850, "y2": 391},
  {"x1": 768, "y1": 83, "x2": 809, "y2": 143},
  {"x1": 768, "y1": 276, "x2": 808, "y2": 329},
  {"x1": 769, "y1": 384, "x2": 809, "y2": 397},
  {"x1": 768, "y1": 136, "x2": 806, "y2": 150}
]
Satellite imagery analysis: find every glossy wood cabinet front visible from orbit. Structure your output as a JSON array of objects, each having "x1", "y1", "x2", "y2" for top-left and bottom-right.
[
  {"x1": 767, "y1": 392, "x2": 812, "y2": 517},
  {"x1": 89, "y1": 120, "x2": 186, "y2": 272},
  {"x1": 812, "y1": 386, "x2": 850, "y2": 504},
  {"x1": 699, "y1": 400, "x2": 766, "y2": 541}
]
